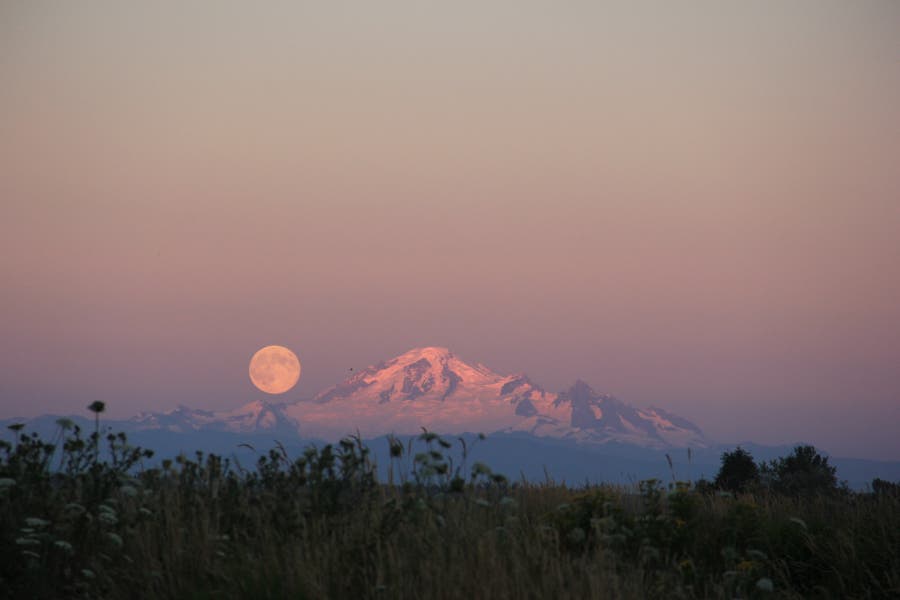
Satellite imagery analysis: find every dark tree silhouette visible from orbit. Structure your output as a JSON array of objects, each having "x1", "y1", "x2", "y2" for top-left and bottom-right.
[
  {"x1": 761, "y1": 445, "x2": 838, "y2": 496},
  {"x1": 714, "y1": 446, "x2": 759, "y2": 493},
  {"x1": 872, "y1": 478, "x2": 900, "y2": 496}
]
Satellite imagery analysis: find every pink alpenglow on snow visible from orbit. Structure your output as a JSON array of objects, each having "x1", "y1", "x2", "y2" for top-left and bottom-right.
[
  {"x1": 286, "y1": 346, "x2": 556, "y2": 437},
  {"x1": 125, "y1": 347, "x2": 709, "y2": 448}
]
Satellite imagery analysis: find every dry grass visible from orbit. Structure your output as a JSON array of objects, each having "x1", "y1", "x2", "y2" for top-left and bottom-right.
[{"x1": 1, "y1": 424, "x2": 898, "y2": 599}]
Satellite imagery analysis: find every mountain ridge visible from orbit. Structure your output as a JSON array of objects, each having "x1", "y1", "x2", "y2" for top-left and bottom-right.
[{"x1": 112, "y1": 346, "x2": 709, "y2": 449}]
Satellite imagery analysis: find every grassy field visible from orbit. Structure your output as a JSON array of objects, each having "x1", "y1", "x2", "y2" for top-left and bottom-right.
[{"x1": 1, "y1": 422, "x2": 898, "y2": 599}]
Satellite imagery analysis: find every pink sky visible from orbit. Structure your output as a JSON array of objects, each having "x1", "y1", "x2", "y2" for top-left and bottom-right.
[{"x1": 1, "y1": 1, "x2": 899, "y2": 459}]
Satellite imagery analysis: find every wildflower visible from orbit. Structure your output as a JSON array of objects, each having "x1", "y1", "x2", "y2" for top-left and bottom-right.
[
  {"x1": 471, "y1": 462, "x2": 492, "y2": 478},
  {"x1": 119, "y1": 485, "x2": 138, "y2": 498},
  {"x1": 640, "y1": 545, "x2": 660, "y2": 562},
  {"x1": 388, "y1": 438, "x2": 403, "y2": 458},
  {"x1": 737, "y1": 560, "x2": 755, "y2": 572},
  {"x1": 538, "y1": 525, "x2": 557, "y2": 540},
  {"x1": 64, "y1": 503, "x2": 86, "y2": 516},
  {"x1": 98, "y1": 512, "x2": 118, "y2": 526},
  {"x1": 567, "y1": 527, "x2": 586, "y2": 544},
  {"x1": 15, "y1": 538, "x2": 40, "y2": 546},
  {"x1": 25, "y1": 518, "x2": 50, "y2": 528}
]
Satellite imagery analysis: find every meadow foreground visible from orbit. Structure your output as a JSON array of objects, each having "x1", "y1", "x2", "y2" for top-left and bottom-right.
[{"x1": 1, "y1": 423, "x2": 898, "y2": 599}]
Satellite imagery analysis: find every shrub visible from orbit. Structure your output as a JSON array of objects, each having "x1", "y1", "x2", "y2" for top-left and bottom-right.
[
  {"x1": 760, "y1": 445, "x2": 838, "y2": 496},
  {"x1": 714, "y1": 447, "x2": 759, "y2": 493},
  {"x1": 872, "y1": 478, "x2": 900, "y2": 496}
]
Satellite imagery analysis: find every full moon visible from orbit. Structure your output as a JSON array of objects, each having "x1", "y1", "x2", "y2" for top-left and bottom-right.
[{"x1": 249, "y1": 345, "x2": 301, "y2": 394}]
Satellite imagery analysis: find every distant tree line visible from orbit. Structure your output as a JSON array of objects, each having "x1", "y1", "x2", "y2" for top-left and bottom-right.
[{"x1": 700, "y1": 444, "x2": 897, "y2": 497}]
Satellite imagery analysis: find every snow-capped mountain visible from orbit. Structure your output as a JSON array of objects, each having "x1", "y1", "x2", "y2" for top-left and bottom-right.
[
  {"x1": 109, "y1": 347, "x2": 709, "y2": 448},
  {"x1": 509, "y1": 380, "x2": 707, "y2": 448},
  {"x1": 283, "y1": 347, "x2": 558, "y2": 438}
]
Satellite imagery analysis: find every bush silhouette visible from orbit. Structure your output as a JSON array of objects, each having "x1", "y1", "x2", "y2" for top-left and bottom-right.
[
  {"x1": 714, "y1": 447, "x2": 759, "y2": 493},
  {"x1": 761, "y1": 445, "x2": 837, "y2": 496},
  {"x1": 872, "y1": 478, "x2": 900, "y2": 496}
]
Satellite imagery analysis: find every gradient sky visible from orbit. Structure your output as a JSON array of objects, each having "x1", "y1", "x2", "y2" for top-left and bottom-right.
[{"x1": 2, "y1": 1, "x2": 899, "y2": 459}]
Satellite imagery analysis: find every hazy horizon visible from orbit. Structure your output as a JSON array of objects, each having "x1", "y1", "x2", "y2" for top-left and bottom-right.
[{"x1": 2, "y1": 2, "x2": 899, "y2": 460}]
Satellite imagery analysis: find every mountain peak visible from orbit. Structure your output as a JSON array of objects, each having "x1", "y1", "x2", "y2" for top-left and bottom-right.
[
  {"x1": 291, "y1": 346, "x2": 553, "y2": 437},
  {"x1": 312, "y1": 346, "x2": 505, "y2": 405},
  {"x1": 554, "y1": 380, "x2": 707, "y2": 448},
  {"x1": 568, "y1": 379, "x2": 598, "y2": 397},
  {"x1": 397, "y1": 346, "x2": 454, "y2": 362}
]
